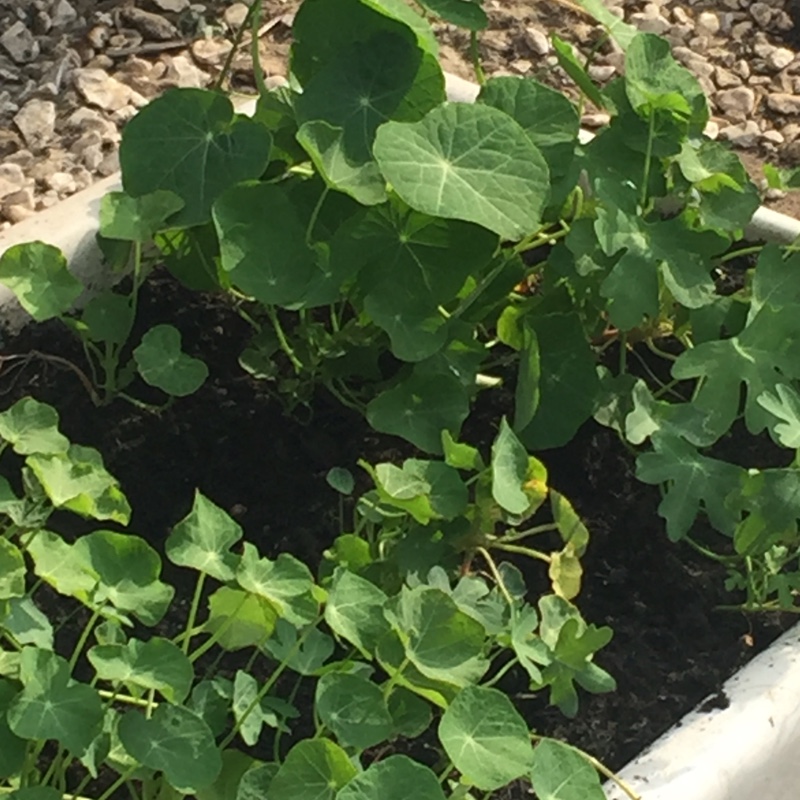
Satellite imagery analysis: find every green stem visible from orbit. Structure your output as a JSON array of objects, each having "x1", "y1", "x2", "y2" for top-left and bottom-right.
[
  {"x1": 251, "y1": 0, "x2": 269, "y2": 97},
  {"x1": 482, "y1": 655, "x2": 520, "y2": 688},
  {"x1": 306, "y1": 186, "x2": 329, "y2": 247},
  {"x1": 214, "y1": 0, "x2": 260, "y2": 91},
  {"x1": 94, "y1": 765, "x2": 140, "y2": 800},
  {"x1": 494, "y1": 522, "x2": 559, "y2": 544},
  {"x1": 450, "y1": 257, "x2": 510, "y2": 321},
  {"x1": 644, "y1": 339, "x2": 679, "y2": 362},
  {"x1": 182, "y1": 572, "x2": 206, "y2": 655},
  {"x1": 491, "y1": 542, "x2": 551, "y2": 563},
  {"x1": 265, "y1": 306, "x2": 304, "y2": 373},
  {"x1": 640, "y1": 111, "x2": 656, "y2": 209},
  {"x1": 618, "y1": 332, "x2": 628, "y2": 375},
  {"x1": 188, "y1": 592, "x2": 253, "y2": 664},
  {"x1": 69, "y1": 608, "x2": 101, "y2": 671},
  {"x1": 683, "y1": 535, "x2": 738, "y2": 565},
  {"x1": 219, "y1": 619, "x2": 322, "y2": 750},
  {"x1": 717, "y1": 245, "x2": 763, "y2": 264},
  {"x1": 382, "y1": 656, "x2": 410, "y2": 701},
  {"x1": 469, "y1": 31, "x2": 486, "y2": 85}
]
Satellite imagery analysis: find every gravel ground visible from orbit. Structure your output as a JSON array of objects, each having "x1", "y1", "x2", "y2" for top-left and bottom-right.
[{"x1": 1, "y1": 0, "x2": 800, "y2": 229}]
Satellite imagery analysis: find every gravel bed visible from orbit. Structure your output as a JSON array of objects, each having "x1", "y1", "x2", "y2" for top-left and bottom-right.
[{"x1": 1, "y1": 0, "x2": 800, "y2": 229}]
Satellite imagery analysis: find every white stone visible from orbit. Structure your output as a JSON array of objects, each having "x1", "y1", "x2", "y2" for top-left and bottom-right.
[
  {"x1": 715, "y1": 67, "x2": 742, "y2": 88},
  {"x1": 73, "y1": 68, "x2": 146, "y2": 112},
  {"x1": 761, "y1": 129, "x2": 786, "y2": 145},
  {"x1": 714, "y1": 86, "x2": 756, "y2": 119},
  {"x1": 767, "y1": 93, "x2": 800, "y2": 114},
  {"x1": 718, "y1": 119, "x2": 761, "y2": 147},
  {"x1": 750, "y1": 2, "x2": 772, "y2": 27},
  {"x1": 191, "y1": 38, "x2": 233, "y2": 66},
  {"x1": 523, "y1": 27, "x2": 551, "y2": 56},
  {"x1": 13, "y1": 99, "x2": 56, "y2": 150},
  {"x1": 45, "y1": 171, "x2": 77, "y2": 194},
  {"x1": 223, "y1": 2, "x2": 250, "y2": 29},
  {"x1": 588, "y1": 64, "x2": 616, "y2": 82},
  {"x1": 695, "y1": 11, "x2": 721, "y2": 36},
  {"x1": 162, "y1": 55, "x2": 208, "y2": 89},
  {"x1": 51, "y1": 0, "x2": 77, "y2": 27},
  {"x1": 767, "y1": 48, "x2": 796, "y2": 71},
  {"x1": 631, "y1": 5, "x2": 671, "y2": 35},
  {"x1": 0, "y1": 21, "x2": 40, "y2": 64},
  {"x1": 149, "y1": 0, "x2": 191, "y2": 10}
]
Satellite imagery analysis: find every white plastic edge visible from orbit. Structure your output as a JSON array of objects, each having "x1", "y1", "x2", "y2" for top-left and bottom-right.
[{"x1": 604, "y1": 623, "x2": 800, "y2": 800}]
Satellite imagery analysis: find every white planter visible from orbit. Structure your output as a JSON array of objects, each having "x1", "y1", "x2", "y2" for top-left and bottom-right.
[
  {"x1": 605, "y1": 623, "x2": 800, "y2": 800},
  {"x1": 2, "y1": 73, "x2": 800, "y2": 800}
]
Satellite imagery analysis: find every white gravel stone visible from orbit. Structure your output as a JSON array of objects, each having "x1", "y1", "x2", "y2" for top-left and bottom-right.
[
  {"x1": 719, "y1": 120, "x2": 761, "y2": 148},
  {"x1": 714, "y1": 86, "x2": 757, "y2": 119},
  {"x1": 767, "y1": 47, "x2": 796, "y2": 71},
  {"x1": 524, "y1": 27, "x2": 551, "y2": 56},
  {"x1": 73, "y1": 68, "x2": 147, "y2": 112},
  {"x1": 13, "y1": 99, "x2": 56, "y2": 150},
  {"x1": 749, "y1": 2, "x2": 773, "y2": 28},
  {"x1": 0, "y1": 21, "x2": 40, "y2": 64},
  {"x1": 695, "y1": 11, "x2": 721, "y2": 36},
  {"x1": 767, "y1": 93, "x2": 800, "y2": 114}
]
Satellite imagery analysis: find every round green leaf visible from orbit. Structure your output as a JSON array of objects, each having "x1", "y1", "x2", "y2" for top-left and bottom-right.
[
  {"x1": 387, "y1": 586, "x2": 487, "y2": 687},
  {"x1": 387, "y1": 687, "x2": 432, "y2": 739},
  {"x1": 478, "y1": 77, "x2": 579, "y2": 179},
  {"x1": 27, "y1": 530, "x2": 97, "y2": 600},
  {"x1": 0, "y1": 539, "x2": 25, "y2": 600},
  {"x1": 0, "y1": 242, "x2": 82, "y2": 322},
  {"x1": 324, "y1": 569, "x2": 391, "y2": 658},
  {"x1": 236, "y1": 543, "x2": 318, "y2": 626},
  {"x1": 81, "y1": 291, "x2": 133, "y2": 346},
  {"x1": 74, "y1": 530, "x2": 174, "y2": 626},
  {"x1": 0, "y1": 397, "x2": 68, "y2": 455},
  {"x1": 88, "y1": 637, "x2": 193, "y2": 704},
  {"x1": 373, "y1": 104, "x2": 550, "y2": 240},
  {"x1": 8, "y1": 648, "x2": 104, "y2": 757},
  {"x1": 337, "y1": 755, "x2": 446, "y2": 800},
  {"x1": 267, "y1": 739, "x2": 357, "y2": 800},
  {"x1": 415, "y1": 0, "x2": 486, "y2": 29},
  {"x1": 0, "y1": 679, "x2": 26, "y2": 780},
  {"x1": 237, "y1": 762, "x2": 278, "y2": 800},
  {"x1": 133, "y1": 324, "x2": 208, "y2": 397},
  {"x1": 297, "y1": 121, "x2": 387, "y2": 205},
  {"x1": 213, "y1": 182, "x2": 317, "y2": 307},
  {"x1": 120, "y1": 88, "x2": 272, "y2": 227},
  {"x1": 1, "y1": 598, "x2": 53, "y2": 649},
  {"x1": 438, "y1": 685, "x2": 534, "y2": 791},
  {"x1": 366, "y1": 372, "x2": 470, "y2": 454},
  {"x1": 196, "y1": 749, "x2": 257, "y2": 800},
  {"x1": 99, "y1": 190, "x2": 184, "y2": 242},
  {"x1": 205, "y1": 587, "x2": 277, "y2": 651},
  {"x1": 326, "y1": 467, "x2": 355, "y2": 495},
  {"x1": 315, "y1": 672, "x2": 393, "y2": 750},
  {"x1": 530, "y1": 739, "x2": 604, "y2": 800},
  {"x1": 166, "y1": 491, "x2": 243, "y2": 581},
  {"x1": 119, "y1": 704, "x2": 222, "y2": 793},
  {"x1": 295, "y1": 31, "x2": 443, "y2": 165}
]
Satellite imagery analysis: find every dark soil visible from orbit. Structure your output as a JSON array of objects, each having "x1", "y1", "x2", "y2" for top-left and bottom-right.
[{"x1": 0, "y1": 271, "x2": 791, "y2": 796}]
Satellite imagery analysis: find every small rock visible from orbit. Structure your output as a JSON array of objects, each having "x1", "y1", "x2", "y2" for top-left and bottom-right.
[
  {"x1": 588, "y1": 64, "x2": 616, "y2": 82},
  {"x1": 86, "y1": 25, "x2": 111, "y2": 50},
  {"x1": 750, "y1": 2, "x2": 772, "y2": 28},
  {"x1": 782, "y1": 122, "x2": 800, "y2": 143},
  {"x1": 45, "y1": 171, "x2": 77, "y2": 194},
  {"x1": 631, "y1": 5, "x2": 671, "y2": 35},
  {"x1": 97, "y1": 151, "x2": 120, "y2": 177},
  {"x1": 714, "y1": 86, "x2": 756, "y2": 119},
  {"x1": 767, "y1": 47, "x2": 796, "y2": 71},
  {"x1": 51, "y1": 0, "x2": 78, "y2": 27},
  {"x1": 703, "y1": 119, "x2": 720, "y2": 139},
  {"x1": 73, "y1": 67, "x2": 146, "y2": 112},
  {"x1": 13, "y1": 99, "x2": 56, "y2": 150},
  {"x1": 734, "y1": 59, "x2": 751, "y2": 80},
  {"x1": 2, "y1": 187, "x2": 35, "y2": 213},
  {"x1": 160, "y1": 54, "x2": 209, "y2": 89},
  {"x1": 761, "y1": 129, "x2": 785, "y2": 145},
  {"x1": 119, "y1": 7, "x2": 179, "y2": 41},
  {"x1": 80, "y1": 143, "x2": 104, "y2": 171},
  {"x1": 223, "y1": 2, "x2": 250, "y2": 29},
  {"x1": 718, "y1": 119, "x2": 761, "y2": 147},
  {"x1": 766, "y1": 187, "x2": 787, "y2": 201},
  {"x1": 191, "y1": 38, "x2": 233, "y2": 66},
  {"x1": 148, "y1": 0, "x2": 191, "y2": 11},
  {"x1": 715, "y1": 66, "x2": 742, "y2": 88},
  {"x1": 2, "y1": 204, "x2": 35, "y2": 224},
  {"x1": 672, "y1": 7, "x2": 690, "y2": 24},
  {"x1": 523, "y1": 27, "x2": 551, "y2": 56},
  {"x1": 3, "y1": 150, "x2": 33, "y2": 169},
  {"x1": 731, "y1": 21, "x2": 753, "y2": 39},
  {"x1": 767, "y1": 93, "x2": 800, "y2": 114},
  {"x1": 66, "y1": 107, "x2": 120, "y2": 142},
  {"x1": 0, "y1": 162, "x2": 26, "y2": 191},
  {"x1": 0, "y1": 21, "x2": 40, "y2": 64},
  {"x1": 510, "y1": 59, "x2": 532, "y2": 75},
  {"x1": 695, "y1": 11, "x2": 721, "y2": 36}
]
